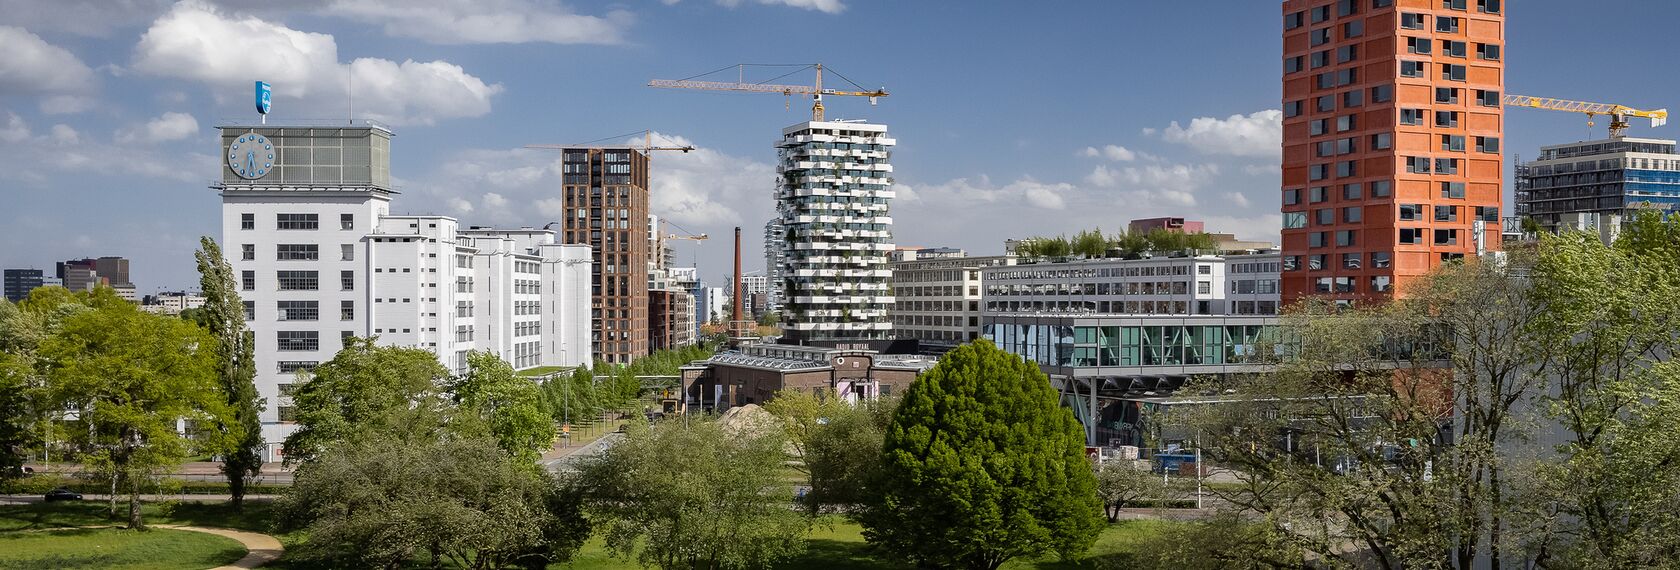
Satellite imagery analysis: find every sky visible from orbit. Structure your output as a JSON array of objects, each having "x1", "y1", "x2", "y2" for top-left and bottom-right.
[{"x1": 0, "y1": 0, "x2": 1674, "y2": 293}]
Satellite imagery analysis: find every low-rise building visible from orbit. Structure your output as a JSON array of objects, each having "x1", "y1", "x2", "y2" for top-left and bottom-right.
[
  {"x1": 889, "y1": 247, "x2": 1015, "y2": 352},
  {"x1": 678, "y1": 343, "x2": 936, "y2": 412},
  {"x1": 1516, "y1": 136, "x2": 1680, "y2": 233},
  {"x1": 142, "y1": 291, "x2": 207, "y2": 315}
]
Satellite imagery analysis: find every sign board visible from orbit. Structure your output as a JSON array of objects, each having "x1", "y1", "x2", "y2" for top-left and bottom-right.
[{"x1": 255, "y1": 81, "x2": 272, "y2": 115}]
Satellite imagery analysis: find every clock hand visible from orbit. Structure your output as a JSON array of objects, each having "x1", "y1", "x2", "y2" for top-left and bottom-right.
[{"x1": 247, "y1": 151, "x2": 255, "y2": 175}]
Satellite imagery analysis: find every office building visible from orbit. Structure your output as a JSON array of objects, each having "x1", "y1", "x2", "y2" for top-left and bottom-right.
[
  {"x1": 738, "y1": 273, "x2": 768, "y2": 318},
  {"x1": 772, "y1": 120, "x2": 896, "y2": 343},
  {"x1": 217, "y1": 123, "x2": 592, "y2": 460},
  {"x1": 890, "y1": 248, "x2": 1015, "y2": 351},
  {"x1": 763, "y1": 219, "x2": 787, "y2": 313},
  {"x1": 649, "y1": 287, "x2": 696, "y2": 350},
  {"x1": 1281, "y1": 0, "x2": 1505, "y2": 303},
  {"x1": 3, "y1": 269, "x2": 44, "y2": 303},
  {"x1": 141, "y1": 291, "x2": 207, "y2": 315},
  {"x1": 558, "y1": 148, "x2": 652, "y2": 365},
  {"x1": 981, "y1": 252, "x2": 1282, "y2": 444},
  {"x1": 1516, "y1": 137, "x2": 1680, "y2": 233}
]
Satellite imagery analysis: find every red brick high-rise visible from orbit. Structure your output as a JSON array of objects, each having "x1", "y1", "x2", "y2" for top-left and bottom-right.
[
  {"x1": 1281, "y1": 0, "x2": 1504, "y2": 304},
  {"x1": 560, "y1": 148, "x2": 651, "y2": 364}
]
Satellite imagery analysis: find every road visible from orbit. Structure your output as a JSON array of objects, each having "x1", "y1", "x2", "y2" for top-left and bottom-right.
[{"x1": 542, "y1": 432, "x2": 623, "y2": 473}]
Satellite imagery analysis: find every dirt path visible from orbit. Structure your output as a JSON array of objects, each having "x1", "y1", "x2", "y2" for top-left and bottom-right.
[{"x1": 154, "y1": 525, "x2": 284, "y2": 569}]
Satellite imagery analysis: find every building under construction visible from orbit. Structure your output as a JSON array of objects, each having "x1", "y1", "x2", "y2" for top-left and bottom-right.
[{"x1": 1516, "y1": 137, "x2": 1680, "y2": 234}]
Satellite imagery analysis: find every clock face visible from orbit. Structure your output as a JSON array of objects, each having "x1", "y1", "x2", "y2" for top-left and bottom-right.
[{"x1": 227, "y1": 134, "x2": 275, "y2": 179}]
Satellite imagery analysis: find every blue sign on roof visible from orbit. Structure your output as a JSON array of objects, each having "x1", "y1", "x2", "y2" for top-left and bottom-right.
[{"x1": 255, "y1": 81, "x2": 272, "y2": 115}]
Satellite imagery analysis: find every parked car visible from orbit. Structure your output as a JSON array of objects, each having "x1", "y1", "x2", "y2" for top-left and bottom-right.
[{"x1": 44, "y1": 488, "x2": 82, "y2": 502}]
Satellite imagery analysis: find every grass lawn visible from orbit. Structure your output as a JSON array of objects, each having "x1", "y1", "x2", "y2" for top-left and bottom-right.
[
  {"x1": 0, "y1": 500, "x2": 279, "y2": 534},
  {"x1": 0, "y1": 527, "x2": 245, "y2": 570}
]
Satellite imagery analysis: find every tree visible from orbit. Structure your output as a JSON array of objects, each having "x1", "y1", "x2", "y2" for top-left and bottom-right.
[
  {"x1": 0, "y1": 300, "x2": 46, "y2": 490},
  {"x1": 193, "y1": 236, "x2": 266, "y2": 511},
  {"x1": 42, "y1": 296, "x2": 232, "y2": 528},
  {"x1": 282, "y1": 337, "x2": 450, "y2": 463},
  {"x1": 1093, "y1": 460, "x2": 1154, "y2": 522},
  {"x1": 577, "y1": 418, "x2": 809, "y2": 569},
  {"x1": 277, "y1": 430, "x2": 589, "y2": 569},
  {"x1": 1071, "y1": 228, "x2": 1108, "y2": 258},
  {"x1": 861, "y1": 339, "x2": 1103, "y2": 570},
  {"x1": 764, "y1": 388, "x2": 896, "y2": 514},
  {"x1": 452, "y1": 351, "x2": 554, "y2": 465}
]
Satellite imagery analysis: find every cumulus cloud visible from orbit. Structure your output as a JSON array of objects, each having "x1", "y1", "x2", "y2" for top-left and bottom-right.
[
  {"x1": 132, "y1": 2, "x2": 503, "y2": 126},
  {"x1": 1153, "y1": 109, "x2": 1282, "y2": 158},
  {"x1": 0, "y1": 113, "x2": 29, "y2": 143},
  {"x1": 0, "y1": 112, "x2": 213, "y2": 184},
  {"x1": 323, "y1": 0, "x2": 631, "y2": 44},
  {"x1": 116, "y1": 111, "x2": 199, "y2": 144},
  {"x1": 0, "y1": 26, "x2": 97, "y2": 113},
  {"x1": 1080, "y1": 144, "x2": 1137, "y2": 162},
  {"x1": 895, "y1": 175, "x2": 1070, "y2": 211},
  {"x1": 713, "y1": 0, "x2": 845, "y2": 13}
]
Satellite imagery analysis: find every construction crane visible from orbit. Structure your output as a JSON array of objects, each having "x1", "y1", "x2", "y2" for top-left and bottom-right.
[
  {"x1": 666, "y1": 233, "x2": 708, "y2": 241},
  {"x1": 524, "y1": 129, "x2": 695, "y2": 154},
  {"x1": 649, "y1": 63, "x2": 887, "y2": 122},
  {"x1": 1503, "y1": 94, "x2": 1668, "y2": 138}
]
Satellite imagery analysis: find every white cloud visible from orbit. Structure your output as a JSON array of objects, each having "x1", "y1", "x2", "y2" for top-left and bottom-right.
[
  {"x1": 1241, "y1": 164, "x2": 1282, "y2": 176},
  {"x1": 0, "y1": 25, "x2": 97, "y2": 113},
  {"x1": 48, "y1": 124, "x2": 78, "y2": 144},
  {"x1": 1080, "y1": 144, "x2": 1137, "y2": 162},
  {"x1": 116, "y1": 111, "x2": 198, "y2": 144},
  {"x1": 0, "y1": 113, "x2": 29, "y2": 143},
  {"x1": 714, "y1": 0, "x2": 845, "y2": 13},
  {"x1": 482, "y1": 192, "x2": 508, "y2": 208},
  {"x1": 0, "y1": 0, "x2": 173, "y2": 37},
  {"x1": 1083, "y1": 162, "x2": 1219, "y2": 208},
  {"x1": 132, "y1": 2, "x2": 503, "y2": 126},
  {"x1": 1153, "y1": 109, "x2": 1282, "y2": 158},
  {"x1": 895, "y1": 175, "x2": 1070, "y2": 211},
  {"x1": 446, "y1": 197, "x2": 474, "y2": 213},
  {"x1": 323, "y1": 0, "x2": 631, "y2": 45}
]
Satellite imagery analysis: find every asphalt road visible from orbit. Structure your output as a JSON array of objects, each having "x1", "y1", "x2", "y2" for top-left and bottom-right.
[{"x1": 542, "y1": 432, "x2": 623, "y2": 473}]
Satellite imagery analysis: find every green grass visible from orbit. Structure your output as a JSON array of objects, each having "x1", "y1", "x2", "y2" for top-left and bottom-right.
[
  {"x1": 0, "y1": 501, "x2": 280, "y2": 534},
  {"x1": 0, "y1": 527, "x2": 245, "y2": 570}
]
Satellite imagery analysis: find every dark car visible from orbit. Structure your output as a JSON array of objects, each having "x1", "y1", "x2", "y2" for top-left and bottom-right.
[{"x1": 44, "y1": 488, "x2": 82, "y2": 502}]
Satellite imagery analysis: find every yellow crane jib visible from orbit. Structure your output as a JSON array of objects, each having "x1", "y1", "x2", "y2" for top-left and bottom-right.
[{"x1": 1502, "y1": 94, "x2": 1668, "y2": 137}]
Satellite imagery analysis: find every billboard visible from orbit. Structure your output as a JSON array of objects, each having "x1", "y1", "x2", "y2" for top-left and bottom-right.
[{"x1": 255, "y1": 81, "x2": 272, "y2": 115}]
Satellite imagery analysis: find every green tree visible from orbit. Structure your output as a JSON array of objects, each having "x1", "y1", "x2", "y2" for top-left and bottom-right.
[
  {"x1": 42, "y1": 296, "x2": 232, "y2": 528},
  {"x1": 452, "y1": 351, "x2": 554, "y2": 465},
  {"x1": 282, "y1": 337, "x2": 450, "y2": 463},
  {"x1": 764, "y1": 388, "x2": 896, "y2": 515},
  {"x1": 1071, "y1": 228, "x2": 1108, "y2": 258},
  {"x1": 577, "y1": 418, "x2": 809, "y2": 570},
  {"x1": 277, "y1": 430, "x2": 589, "y2": 569},
  {"x1": 1093, "y1": 460, "x2": 1153, "y2": 522},
  {"x1": 193, "y1": 236, "x2": 267, "y2": 511},
  {"x1": 0, "y1": 300, "x2": 47, "y2": 490},
  {"x1": 861, "y1": 339, "x2": 1103, "y2": 569}
]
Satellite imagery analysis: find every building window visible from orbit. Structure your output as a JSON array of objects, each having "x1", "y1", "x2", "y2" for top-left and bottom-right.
[
  {"x1": 341, "y1": 300, "x2": 354, "y2": 321},
  {"x1": 1373, "y1": 252, "x2": 1392, "y2": 268},
  {"x1": 1399, "y1": 204, "x2": 1424, "y2": 221},
  {"x1": 341, "y1": 270, "x2": 354, "y2": 291},
  {"x1": 276, "y1": 244, "x2": 319, "y2": 261},
  {"x1": 277, "y1": 300, "x2": 319, "y2": 321},
  {"x1": 1285, "y1": 56, "x2": 1303, "y2": 74},
  {"x1": 1336, "y1": 45, "x2": 1358, "y2": 63},
  {"x1": 1310, "y1": 118, "x2": 1329, "y2": 136},
  {"x1": 241, "y1": 270, "x2": 255, "y2": 291},
  {"x1": 1371, "y1": 84, "x2": 1393, "y2": 103},
  {"x1": 1442, "y1": 135, "x2": 1466, "y2": 152},
  {"x1": 1476, "y1": 206, "x2": 1501, "y2": 221},
  {"x1": 1342, "y1": 89, "x2": 1363, "y2": 108},
  {"x1": 1317, "y1": 95, "x2": 1336, "y2": 113},
  {"x1": 277, "y1": 331, "x2": 320, "y2": 351},
  {"x1": 277, "y1": 270, "x2": 319, "y2": 291},
  {"x1": 1283, "y1": 189, "x2": 1300, "y2": 205},
  {"x1": 1372, "y1": 180, "x2": 1392, "y2": 197},
  {"x1": 1336, "y1": 115, "x2": 1357, "y2": 132},
  {"x1": 240, "y1": 213, "x2": 254, "y2": 230},
  {"x1": 1437, "y1": 16, "x2": 1460, "y2": 33},
  {"x1": 1343, "y1": 183, "x2": 1362, "y2": 200},
  {"x1": 1343, "y1": 252, "x2": 1363, "y2": 269},
  {"x1": 341, "y1": 244, "x2": 354, "y2": 261},
  {"x1": 1401, "y1": 109, "x2": 1425, "y2": 125},
  {"x1": 1310, "y1": 255, "x2": 1327, "y2": 271},
  {"x1": 1400, "y1": 228, "x2": 1425, "y2": 245},
  {"x1": 1477, "y1": 0, "x2": 1501, "y2": 14},
  {"x1": 1309, "y1": 232, "x2": 1327, "y2": 248},
  {"x1": 1435, "y1": 205, "x2": 1459, "y2": 222},
  {"x1": 1477, "y1": 137, "x2": 1501, "y2": 153},
  {"x1": 1371, "y1": 133, "x2": 1392, "y2": 150},
  {"x1": 276, "y1": 213, "x2": 319, "y2": 230},
  {"x1": 1442, "y1": 40, "x2": 1467, "y2": 58},
  {"x1": 277, "y1": 361, "x2": 316, "y2": 374},
  {"x1": 1197, "y1": 281, "x2": 1211, "y2": 295},
  {"x1": 1343, "y1": 20, "x2": 1364, "y2": 38},
  {"x1": 1436, "y1": 158, "x2": 1460, "y2": 175},
  {"x1": 1476, "y1": 89, "x2": 1501, "y2": 107},
  {"x1": 1311, "y1": 51, "x2": 1330, "y2": 69},
  {"x1": 1406, "y1": 156, "x2": 1432, "y2": 174},
  {"x1": 1336, "y1": 230, "x2": 1356, "y2": 247},
  {"x1": 340, "y1": 213, "x2": 354, "y2": 230},
  {"x1": 1310, "y1": 164, "x2": 1329, "y2": 181},
  {"x1": 1443, "y1": 0, "x2": 1467, "y2": 9},
  {"x1": 1441, "y1": 64, "x2": 1467, "y2": 81},
  {"x1": 278, "y1": 406, "x2": 297, "y2": 422},
  {"x1": 1343, "y1": 206, "x2": 1363, "y2": 223},
  {"x1": 1436, "y1": 87, "x2": 1460, "y2": 104},
  {"x1": 1310, "y1": 186, "x2": 1329, "y2": 203},
  {"x1": 1283, "y1": 212, "x2": 1308, "y2": 229},
  {"x1": 241, "y1": 244, "x2": 254, "y2": 261},
  {"x1": 1442, "y1": 181, "x2": 1467, "y2": 199},
  {"x1": 1316, "y1": 208, "x2": 1335, "y2": 226},
  {"x1": 243, "y1": 301, "x2": 254, "y2": 321},
  {"x1": 1436, "y1": 110, "x2": 1460, "y2": 127},
  {"x1": 1434, "y1": 229, "x2": 1460, "y2": 245},
  {"x1": 1310, "y1": 28, "x2": 1332, "y2": 47},
  {"x1": 1401, "y1": 12, "x2": 1426, "y2": 30},
  {"x1": 1406, "y1": 37, "x2": 1432, "y2": 55},
  {"x1": 1285, "y1": 11, "x2": 1304, "y2": 30}
]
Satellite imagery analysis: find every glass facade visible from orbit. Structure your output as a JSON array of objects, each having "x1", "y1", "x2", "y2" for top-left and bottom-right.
[{"x1": 985, "y1": 322, "x2": 1278, "y2": 368}]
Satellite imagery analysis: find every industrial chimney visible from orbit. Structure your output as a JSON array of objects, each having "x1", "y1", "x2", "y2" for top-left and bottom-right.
[{"x1": 732, "y1": 226, "x2": 744, "y2": 335}]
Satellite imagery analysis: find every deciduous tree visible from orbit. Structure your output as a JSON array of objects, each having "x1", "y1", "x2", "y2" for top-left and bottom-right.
[
  {"x1": 451, "y1": 351, "x2": 554, "y2": 465},
  {"x1": 282, "y1": 337, "x2": 450, "y2": 463},
  {"x1": 193, "y1": 236, "x2": 266, "y2": 510}
]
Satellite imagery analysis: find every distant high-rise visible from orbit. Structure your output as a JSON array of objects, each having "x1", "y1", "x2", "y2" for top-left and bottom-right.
[
  {"x1": 1517, "y1": 137, "x2": 1680, "y2": 233},
  {"x1": 3, "y1": 269, "x2": 44, "y2": 303},
  {"x1": 559, "y1": 148, "x2": 651, "y2": 364},
  {"x1": 763, "y1": 219, "x2": 786, "y2": 313},
  {"x1": 1280, "y1": 0, "x2": 1504, "y2": 303},
  {"x1": 773, "y1": 120, "x2": 896, "y2": 343}
]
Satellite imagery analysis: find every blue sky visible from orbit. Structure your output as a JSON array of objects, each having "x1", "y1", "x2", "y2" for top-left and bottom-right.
[{"x1": 0, "y1": 0, "x2": 1673, "y2": 292}]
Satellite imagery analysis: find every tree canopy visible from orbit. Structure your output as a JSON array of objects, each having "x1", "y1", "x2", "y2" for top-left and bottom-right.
[
  {"x1": 193, "y1": 236, "x2": 266, "y2": 510},
  {"x1": 281, "y1": 337, "x2": 451, "y2": 464},
  {"x1": 861, "y1": 339, "x2": 1103, "y2": 570}
]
